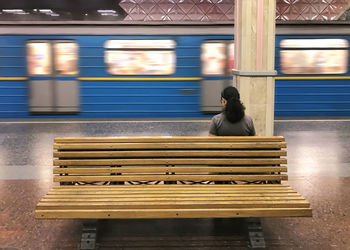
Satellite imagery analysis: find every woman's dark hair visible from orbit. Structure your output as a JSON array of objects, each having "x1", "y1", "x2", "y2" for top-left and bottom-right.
[{"x1": 221, "y1": 86, "x2": 245, "y2": 123}]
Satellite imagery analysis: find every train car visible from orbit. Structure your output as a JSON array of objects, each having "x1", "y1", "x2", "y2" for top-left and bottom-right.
[
  {"x1": 275, "y1": 23, "x2": 350, "y2": 117},
  {"x1": 0, "y1": 23, "x2": 349, "y2": 118}
]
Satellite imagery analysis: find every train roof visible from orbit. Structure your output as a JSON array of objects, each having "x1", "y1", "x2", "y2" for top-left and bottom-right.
[{"x1": 0, "y1": 21, "x2": 349, "y2": 35}]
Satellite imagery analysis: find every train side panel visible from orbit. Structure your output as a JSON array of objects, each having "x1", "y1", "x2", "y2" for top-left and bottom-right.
[{"x1": 0, "y1": 36, "x2": 28, "y2": 117}]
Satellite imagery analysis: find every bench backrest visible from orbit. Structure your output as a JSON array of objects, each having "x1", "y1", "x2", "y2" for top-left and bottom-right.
[{"x1": 53, "y1": 136, "x2": 287, "y2": 184}]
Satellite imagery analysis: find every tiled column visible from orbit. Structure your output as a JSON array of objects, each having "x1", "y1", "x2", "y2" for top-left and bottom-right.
[{"x1": 233, "y1": 0, "x2": 276, "y2": 136}]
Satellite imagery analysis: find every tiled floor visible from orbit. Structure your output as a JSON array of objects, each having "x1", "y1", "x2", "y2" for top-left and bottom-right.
[{"x1": 0, "y1": 119, "x2": 349, "y2": 249}]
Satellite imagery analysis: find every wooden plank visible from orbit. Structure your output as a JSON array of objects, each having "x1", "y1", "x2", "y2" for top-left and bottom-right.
[
  {"x1": 42, "y1": 191, "x2": 304, "y2": 199},
  {"x1": 37, "y1": 200, "x2": 310, "y2": 209},
  {"x1": 53, "y1": 142, "x2": 287, "y2": 150},
  {"x1": 52, "y1": 184, "x2": 293, "y2": 189},
  {"x1": 47, "y1": 188, "x2": 297, "y2": 195},
  {"x1": 53, "y1": 150, "x2": 287, "y2": 158},
  {"x1": 39, "y1": 193, "x2": 308, "y2": 201},
  {"x1": 50, "y1": 188, "x2": 294, "y2": 193},
  {"x1": 53, "y1": 166, "x2": 288, "y2": 174},
  {"x1": 49, "y1": 185, "x2": 297, "y2": 193},
  {"x1": 47, "y1": 184, "x2": 294, "y2": 191},
  {"x1": 49, "y1": 185, "x2": 296, "y2": 192},
  {"x1": 53, "y1": 158, "x2": 287, "y2": 166},
  {"x1": 53, "y1": 174, "x2": 288, "y2": 182},
  {"x1": 41, "y1": 196, "x2": 306, "y2": 202},
  {"x1": 54, "y1": 136, "x2": 285, "y2": 143},
  {"x1": 42, "y1": 194, "x2": 304, "y2": 200},
  {"x1": 47, "y1": 189, "x2": 297, "y2": 198},
  {"x1": 47, "y1": 188, "x2": 297, "y2": 193},
  {"x1": 46, "y1": 188, "x2": 300, "y2": 195},
  {"x1": 35, "y1": 208, "x2": 312, "y2": 219}
]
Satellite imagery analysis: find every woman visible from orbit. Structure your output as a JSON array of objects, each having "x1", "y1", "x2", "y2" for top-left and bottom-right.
[{"x1": 209, "y1": 86, "x2": 255, "y2": 136}]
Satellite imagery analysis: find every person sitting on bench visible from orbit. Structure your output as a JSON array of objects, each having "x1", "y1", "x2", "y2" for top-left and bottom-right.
[{"x1": 209, "y1": 86, "x2": 255, "y2": 136}]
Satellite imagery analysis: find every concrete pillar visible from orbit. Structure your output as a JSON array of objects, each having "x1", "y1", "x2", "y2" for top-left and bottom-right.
[{"x1": 233, "y1": 0, "x2": 276, "y2": 136}]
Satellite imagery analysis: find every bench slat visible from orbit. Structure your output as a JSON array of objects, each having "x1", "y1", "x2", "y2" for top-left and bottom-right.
[
  {"x1": 53, "y1": 174, "x2": 288, "y2": 182},
  {"x1": 46, "y1": 194, "x2": 301, "y2": 200},
  {"x1": 41, "y1": 196, "x2": 306, "y2": 202},
  {"x1": 54, "y1": 136, "x2": 286, "y2": 143},
  {"x1": 51, "y1": 184, "x2": 292, "y2": 189},
  {"x1": 54, "y1": 150, "x2": 287, "y2": 158},
  {"x1": 54, "y1": 142, "x2": 287, "y2": 150},
  {"x1": 46, "y1": 190, "x2": 299, "y2": 195},
  {"x1": 54, "y1": 158, "x2": 287, "y2": 166},
  {"x1": 35, "y1": 208, "x2": 312, "y2": 219},
  {"x1": 47, "y1": 188, "x2": 297, "y2": 195},
  {"x1": 42, "y1": 194, "x2": 304, "y2": 200},
  {"x1": 53, "y1": 166, "x2": 288, "y2": 174},
  {"x1": 37, "y1": 200, "x2": 310, "y2": 209}
]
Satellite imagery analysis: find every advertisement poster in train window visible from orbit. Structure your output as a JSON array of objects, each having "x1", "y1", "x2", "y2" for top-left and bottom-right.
[
  {"x1": 105, "y1": 40, "x2": 175, "y2": 49},
  {"x1": 105, "y1": 50, "x2": 175, "y2": 75},
  {"x1": 201, "y1": 43, "x2": 226, "y2": 75},
  {"x1": 280, "y1": 39, "x2": 349, "y2": 74},
  {"x1": 228, "y1": 43, "x2": 235, "y2": 73},
  {"x1": 27, "y1": 43, "x2": 51, "y2": 75},
  {"x1": 54, "y1": 43, "x2": 78, "y2": 76}
]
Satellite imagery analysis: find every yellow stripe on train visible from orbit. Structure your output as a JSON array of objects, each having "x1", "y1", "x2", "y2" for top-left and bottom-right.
[
  {"x1": 78, "y1": 77, "x2": 203, "y2": 81},
  {"x1": 1, "y1": 76, "x2": 349, "y2": 81},
  {"x1": 0, "y1": 77, "x2": 28, "y2": 81},
  {"x1": 276, "y1": 76, "x2": 350, "y2": 80},
  {"x1": 0, "y1": 77, "x2": 202, "y2": 81}
]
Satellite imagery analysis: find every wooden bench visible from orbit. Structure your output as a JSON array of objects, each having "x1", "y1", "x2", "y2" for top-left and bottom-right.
[{"x1": 35, "y1": 136, "x2": 312, "y2": 248}]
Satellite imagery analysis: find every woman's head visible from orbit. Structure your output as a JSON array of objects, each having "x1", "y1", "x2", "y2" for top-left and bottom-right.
[{"x1": 221, "y1": 86, "x2": 245, "y2": 123}]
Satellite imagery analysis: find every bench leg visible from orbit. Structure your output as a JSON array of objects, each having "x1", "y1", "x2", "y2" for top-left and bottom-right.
[
  {"x1": 245, "y1": 218, "x2": 266, "y2": 248},
  {"x1": 80, "y1": 220, "x2": 99, "y2": 250}
]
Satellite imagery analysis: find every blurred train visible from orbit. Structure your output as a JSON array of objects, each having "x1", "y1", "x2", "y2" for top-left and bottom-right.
[{"x1": 0, "y1": 23, "x2": 349, "y2": 118}]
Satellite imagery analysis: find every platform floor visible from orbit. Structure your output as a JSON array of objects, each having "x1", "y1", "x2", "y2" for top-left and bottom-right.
[{"x1": 0, "y1": 119, "x2": 349, "y2": 249}]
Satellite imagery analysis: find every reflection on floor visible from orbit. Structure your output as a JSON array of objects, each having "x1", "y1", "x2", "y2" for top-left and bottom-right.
[{"x1": 0, "y1": 119, "x2": 349, "y2": 249}]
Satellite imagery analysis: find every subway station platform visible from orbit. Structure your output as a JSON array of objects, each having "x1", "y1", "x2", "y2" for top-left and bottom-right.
[{"x1": 1, "y1": 118, "x2": 349, "y2": 249}]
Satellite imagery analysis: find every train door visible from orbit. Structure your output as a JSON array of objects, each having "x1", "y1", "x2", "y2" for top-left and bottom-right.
[
  {"x1": 26, "y1": 40, "x2": 79, "y2": 114},
  {"x1": 200, "y1": 40, "x2": 234, "y2": 113}
]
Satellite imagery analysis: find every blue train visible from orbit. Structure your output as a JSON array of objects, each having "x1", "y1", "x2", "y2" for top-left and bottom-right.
[{"x1": 0, "y1": 23, "x2": 349, "y2": 118}]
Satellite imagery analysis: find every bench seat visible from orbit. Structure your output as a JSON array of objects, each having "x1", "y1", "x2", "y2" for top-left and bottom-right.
[{"x1": 36, "y1": 184, "x2": 311, "y2": 219}]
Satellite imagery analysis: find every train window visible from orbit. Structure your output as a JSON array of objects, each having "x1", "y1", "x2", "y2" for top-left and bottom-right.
[
  {"x1": 104, "y1": 40, "x2": 176, "y2": 75},
  {"x1": 27, "y1": 42, "x2": 52, "y2": 76},
  {"x1": 281, "y1": 39, "x2": 348, "y2": 48},
  {"x1": 280, "y1": 39, "x2": 349, "y2": 74},
  {"x1": 105, "y1": 50, "x2": 175, "y2": 75},
  {"x1": 105, "y1": 40, "x2": 176, "y2": 49},
  {"x1": 201, "y1": 42, "x2": 226, "y2": 75},
  {"x1": 54, "y1": 42, "x2": 78, "y2": 76}
]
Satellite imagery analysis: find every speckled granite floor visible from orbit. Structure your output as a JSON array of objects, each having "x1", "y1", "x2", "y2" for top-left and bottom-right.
[{"x1": 0, "y1": 119, "x2": 349, "y2": 249}]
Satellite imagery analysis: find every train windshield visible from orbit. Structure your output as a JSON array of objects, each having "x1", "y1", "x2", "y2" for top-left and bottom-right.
[{"x1": 280, "y1": 39, "x2": 349, "y2": 75}]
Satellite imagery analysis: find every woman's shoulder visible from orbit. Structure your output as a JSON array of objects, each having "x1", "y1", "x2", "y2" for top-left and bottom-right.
[
  {"x1": 211, "y1": 113, "x2": 225, "y2": 125},
  {"x1": 212, "y1": 112, "x2": 224, "y2": 121},
  {"x1": 241, "y1": 114, "x2": 254, "y2": 124},
  {"x1": 243, "y1": 114, "x2": 253, "y2": 121}
]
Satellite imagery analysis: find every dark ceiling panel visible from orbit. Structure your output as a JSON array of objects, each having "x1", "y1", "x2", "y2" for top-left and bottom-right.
[{"x1": 0, "y1": 0, "x2": 120, "y2": 10}]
